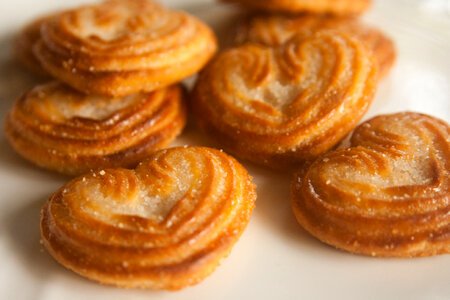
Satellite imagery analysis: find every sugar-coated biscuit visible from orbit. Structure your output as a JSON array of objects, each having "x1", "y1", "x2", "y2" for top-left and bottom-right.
[
  {"x1": 221, "y1": 0, "x2": 371, "y2": 15},
  {"x1": 14, "y1": 16, "x2": 53, "y2": 77},
  {"x1": 41, "y1": 146, "x2": 256, "y2": 289},
  {"x1": 291, "y1": 112, "x2": 450, "y2": 257},
  {"x1": 192, "y1": 30, "x2": 377, "y2": 170},
  {"x1": 231, "y1": 14, "x2": 396, "y2": 79},
  {"x1": 33, "y1": 0, "x2": 217, "y2": 96},
  {"x1": 5, "y1": 81, "x2": 186, "y2": 175}
]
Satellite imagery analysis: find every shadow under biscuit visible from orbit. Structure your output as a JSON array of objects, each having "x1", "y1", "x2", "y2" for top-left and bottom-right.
[
  {"x1": 246, "y1": 163, "x2": 356, "y2": 257},
  {"x1": 248, "y1": 166, "x2": 311, "y2": 242},
  {"x1": 2, "y1": 196, "x2": 72, "y2": 283}
]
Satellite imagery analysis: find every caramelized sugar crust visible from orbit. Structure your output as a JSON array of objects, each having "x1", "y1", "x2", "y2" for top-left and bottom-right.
[
  {"x1": 41, "y1": 146, "x2": 257, "y2": 290},
  {"x1": 33, "y1": 0, "x2": 217, "y2": 96},
  {"x1": 192, "y1": 30, "x2": 377, "y2": 170},
  {"x1": 231, "y1": 14, "x2": 396, "y2": 80},
  {"x1": 14, "y1": 16, "x2": 53, "y2": 77},
  {"x1": 291, "y1": 112, "x2": 450, "y2": 257},
  {"x1": 5, "y1": 81, "x2": 186, "y2": 175},
  {"x1": 221, "y1": 0, "x2": 371, "y2": 15}
]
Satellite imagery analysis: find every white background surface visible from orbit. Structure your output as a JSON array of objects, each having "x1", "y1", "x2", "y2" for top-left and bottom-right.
[{"x1": 0, "y1": 0, "x2": 449, "y2": 299}]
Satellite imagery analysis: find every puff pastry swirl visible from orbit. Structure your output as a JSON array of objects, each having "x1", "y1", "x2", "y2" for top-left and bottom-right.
[
  {"x1": 221, "y1": 0, "x2": 371, "y2": 15},
  {"x1": 33, "y1": 0, "x2": 217, "y2": 96},
  {"x1": 291, "y1": 112, "x2": 450, "y2": 257},
  {"x1": 5, "y1": 81, "x2": 186, "y2": 175},
  {"x1": 192, "y1": 31, "x2": 377, "y2": 169},
  {"x1": 41, "y1": 146, "x2": 257, "y2": 289},
  {"x1": 231, "y1": 14, "x2": 396, "y2": 80}
]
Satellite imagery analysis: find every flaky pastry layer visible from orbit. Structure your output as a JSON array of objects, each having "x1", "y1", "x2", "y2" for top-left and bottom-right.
[
  {"x1": 291, "y1": 112, "x2": 450, "y2": 257},
  {"x1": 41, "y1": 146, "x2": 257, "y2": 289},
  {"x1": 5, "y1": 81, "x2": 186, "y2": 175},
  {"x1": 192, "y1": 30, "x2": 377, "y2": 169},
  {"x1": 33, "y1": 0, "x2": 217, "y2": 96}
]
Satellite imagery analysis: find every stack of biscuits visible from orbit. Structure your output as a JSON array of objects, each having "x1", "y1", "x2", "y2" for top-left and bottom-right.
[
  {"x1": 7, "y1": 0, "x2": 217, "y2": 175},
  {"x1": 5, "y1": 0, "x2": 449, "y2": 292}
]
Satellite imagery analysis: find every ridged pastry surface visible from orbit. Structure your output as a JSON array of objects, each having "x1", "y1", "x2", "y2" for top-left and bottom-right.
[
  {"x1": 33, "y1": 0, "x2": 217, "y2": 96},
  {"x1": 41, "y1": 146, "x2": 257, "y2": 289},
  {"x1": 5, "y1": 81, "x2": 186, "y2": 175},
  {"x1": 221, "y1": 0, "x2": 371, "y2": 15},
  {"x1": 231, "y1": 14, "x2": 396, "y2": 80},
  {"x1": 192, "y1": 30, "x2": 377, "y2": 169},
  {"x1": 291, "y1": 112, "x2": 450, "y2": 257}
]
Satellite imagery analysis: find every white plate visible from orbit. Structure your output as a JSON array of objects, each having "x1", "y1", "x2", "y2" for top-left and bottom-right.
[{"x1": 0, "y1": 1, "x2": 449, "y2": 299}]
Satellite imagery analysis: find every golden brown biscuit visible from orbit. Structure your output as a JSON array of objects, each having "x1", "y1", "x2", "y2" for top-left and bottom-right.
[
  {"x1": 231, "y1": 14, "x2": 396, "y2": 79},
  {"x1": 221, "y1": 0, "x2": 371, "y2": 15},
  {"x1": 41, "y1": 146, "x2": 257, "y2": 290},
  {"x1": 5, "y1": 81, "x2": 186, "y2": 175},
  {"x1": 191, "y1": 30, "x2": 378, "y2": 170},
  {"x1": 33, "y1": 0, "x2": 217, "y2": 96},
  {"x1": 14, "y1": 16, "x2": 53, "y2": 77},
  {"x1": 291, "y1": 112, "x2": 450, "y2": 257}
]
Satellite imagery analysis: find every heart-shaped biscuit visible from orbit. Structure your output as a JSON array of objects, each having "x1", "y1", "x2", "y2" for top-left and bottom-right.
[
  {"x1": 221, "y1": 0, "x2": 371, "y2": 15},
  {"x1": 230, "y1": 14, "x2": 396, "y2": 80},
  {"x1": 5, "y1": 81, "x2": 186, "y2": 175},
  {"x1": 192, "y1": 30, "x2": 377, "y2": 169},
  {"x1": 291, "y1": 112, "x2": 450, "y2": 257},
  {"x1": 41, "y1": 146, "x2": 257, "y2": 290},
  {"x1": 33, "y1": 0, "x2": 217, "y2": 96}
]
